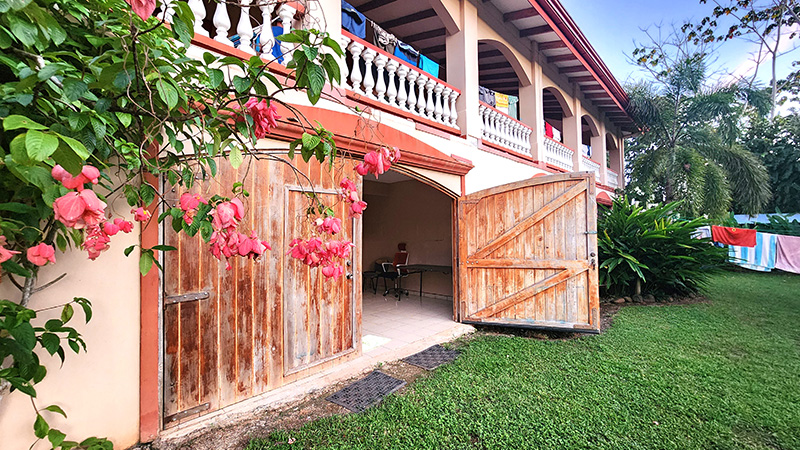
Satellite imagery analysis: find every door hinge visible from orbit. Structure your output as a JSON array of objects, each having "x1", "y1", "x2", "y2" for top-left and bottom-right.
[{"x1": 164, "y1": 291, "x2": 209, "y2": 307}]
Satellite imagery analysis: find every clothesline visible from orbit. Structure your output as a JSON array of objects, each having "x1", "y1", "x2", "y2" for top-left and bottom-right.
[{"x1": 696, "y1": 225, "x2": 800, "y2": 274}]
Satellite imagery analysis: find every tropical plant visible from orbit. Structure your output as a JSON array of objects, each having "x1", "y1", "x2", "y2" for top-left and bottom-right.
[
  {"x1": 0, "y1": 0, "x2": 389, "y2": 447},
  {"x1": 598, "y1": 196, "x2": 728, "y2": 297},
  {"x1": 626, "y1": 26, "x2": 772, "y2": 218},
  {"x1": 742, "y1": 114, "x2": 800, "y2": 213}
]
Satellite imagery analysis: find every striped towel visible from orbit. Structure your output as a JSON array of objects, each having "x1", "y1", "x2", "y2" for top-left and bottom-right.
[{"x1": 728, "y1": 232, "x2": 778, "y2": 272}]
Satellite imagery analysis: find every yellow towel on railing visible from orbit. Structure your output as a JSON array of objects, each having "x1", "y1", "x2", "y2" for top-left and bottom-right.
[{"x1": 495, "y1": 92, "x2": 509, "y2": 114}]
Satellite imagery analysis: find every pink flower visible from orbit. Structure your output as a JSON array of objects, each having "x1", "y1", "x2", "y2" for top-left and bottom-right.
[
  {"x1": 83, "y1": 225, "x2": 111, "y2": 260},
  {"x1": 114, "y1": 218, "x2": 134, "y2": 233},
  {"x1": 355, "y1": 147, "x2": 401, "y2": 178},
  {"x1": 27, "y1": 243, "x2": 56, "y2": 266},
  {"x1": 339, "y1": 178, "x2": 357, "y2": 192},
  {"x1": 179, "y1": 193, "x2": 207, "y2": 211},
  {"x1": 0, "y1": 236, "x2": 20, "y2": 264},
  {"x1": 350, "y1": 200, "x2": 367, "y2": 217},
  {"x1": 125, "y1": 0, "x2": 156, "y2": 20},
  {"x1": 51, "y1": 165, "x2": 100, "y2": 191},
  {"x1": 53, "y1": 190, "x2": 107, "y2": 229},
  {"x1": 244, "y1": 98, "x2": 281, "y2": 139},
  {"x1": 103, "y1": 221, "x2": 121, "y2": 236},
  {"x1": 315, "y1": 217, "x2": 342, "y2": 235},
  {"x1": 132, "y1": 207, "x2": 151, "y2": 222}
]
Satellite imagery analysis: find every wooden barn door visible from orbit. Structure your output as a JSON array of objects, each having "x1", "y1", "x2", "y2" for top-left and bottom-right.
[
  {"x1": 457, "y1": 173, "x2": 599, "y2": 332},
  {"x1": 161, "y1": 157, "x2": 361, "y2": 427}
]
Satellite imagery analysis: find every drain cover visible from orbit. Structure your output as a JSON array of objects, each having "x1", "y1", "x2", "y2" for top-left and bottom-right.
[
  {"x1": 326, "y1": 371, "x2": 406, "y2": 413},
  {"x1": 402, "y1": 344, "x2": 460, "y2": 370}
]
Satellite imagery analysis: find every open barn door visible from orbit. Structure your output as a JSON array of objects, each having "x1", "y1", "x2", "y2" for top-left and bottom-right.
[{"x1": 457, "y1": 173, "x2": 599, "y2": 332}]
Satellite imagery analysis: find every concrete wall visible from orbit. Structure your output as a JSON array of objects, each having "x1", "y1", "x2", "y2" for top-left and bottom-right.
[
  {"x1": 362, "y1": 180, "x2": 454, "y2": 297},
  {"x1": 0, "y1": 195, "x2": 141, "y2": 449}
]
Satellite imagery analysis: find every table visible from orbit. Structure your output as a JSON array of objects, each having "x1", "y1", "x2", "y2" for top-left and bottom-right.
[{"x1": 401, "y1": 264, "x2": 452, "y2": 299}]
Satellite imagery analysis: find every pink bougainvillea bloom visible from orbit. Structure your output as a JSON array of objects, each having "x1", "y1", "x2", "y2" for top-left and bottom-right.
[
  {"x1": 132, "y1": 207, "x2": 150, "y2": 222},
  {"x1": 0, "y1": 236, "x2": 20, "y2": 263},
  {"x1": 114, "y1": 218, "x2": 134, "y2": 233},
  {"x1": 51, "y1": 164, "x2": 101, "y2": 191},
  {"x1": 126, "y1": 0, "x2": 156, "y2": 20},
  {"x1": 27, "y1": 243, "x2": 56, "y2": 266},
  {"x1": 245, "y1": 98, "x2": 281, "y2": 139},
  {"x1": 53, "y1": 190, "x2": 107, "y2": 229}
]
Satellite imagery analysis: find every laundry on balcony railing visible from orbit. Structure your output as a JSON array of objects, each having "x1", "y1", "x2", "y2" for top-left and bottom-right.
[
  {"x1": 478, "y1": 86, "x2": 519, "y2": 120},
  {"x1": 341, "y1": 32, "x2": 460, "y2": 129}
]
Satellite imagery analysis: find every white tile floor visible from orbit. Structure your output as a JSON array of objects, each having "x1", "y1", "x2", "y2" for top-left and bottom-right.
[{"x1": 362, "y1": 290, "x2": 460, "y2": 354}]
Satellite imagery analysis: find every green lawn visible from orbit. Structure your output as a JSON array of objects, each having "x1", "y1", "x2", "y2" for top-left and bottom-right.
[{"x1": 247, "y1": 272, "x2": 800, "y2": 449}]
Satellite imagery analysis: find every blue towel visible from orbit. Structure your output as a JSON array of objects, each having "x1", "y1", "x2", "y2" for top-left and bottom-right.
[
  {"x1": 341, "y1": 1, "x2": 366, "y2": 39},
  {"x1": 393, "y1": 41, "x2": 419, "y2": 66},
  {"x1": 418, "y1": 54, "x2": 439, "y2": 78},
  {"x1": 728, "y1": 232, "x2": 778, "y2": 272}
]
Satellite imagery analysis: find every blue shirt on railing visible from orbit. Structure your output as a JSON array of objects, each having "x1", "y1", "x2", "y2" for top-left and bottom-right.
[{"x1": 342, "y1": 1, "x2": 366, "y2": 39}]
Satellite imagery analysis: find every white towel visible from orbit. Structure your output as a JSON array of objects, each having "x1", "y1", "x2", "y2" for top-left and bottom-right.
[{"x1": 728, "y1": 232, "x2": 778, "y2": 272}]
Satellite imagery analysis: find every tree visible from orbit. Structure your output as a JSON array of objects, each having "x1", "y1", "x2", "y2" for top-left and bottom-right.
[
  {"x1": 0, "y1": 0, "x2": 390, "y2": 447},
  {"x1": 742, "y1": 113, "x2": 800, "y2": 212},
  {"x1": 686, "y1": 0, "x2": 800, "y2": 118},
  {"x1": 627, "y1": 26, "x2": 772, "y2": 218}
]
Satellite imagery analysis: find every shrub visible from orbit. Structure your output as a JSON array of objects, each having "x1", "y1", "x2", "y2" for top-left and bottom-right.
[{"x1": 598, "y1": 196, "x2": 728, "y2": 297}]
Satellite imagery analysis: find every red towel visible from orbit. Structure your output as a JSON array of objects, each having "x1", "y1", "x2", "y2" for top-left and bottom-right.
[
  {"x1": 775, "y1": 235, "x2": 800, "y2": 274},
  {"x1": 711, "y1": 226, "x2": 757, "y2": 247},
  {"x1": 545, "y1": 122, "x2": 554, "y2": 138}
]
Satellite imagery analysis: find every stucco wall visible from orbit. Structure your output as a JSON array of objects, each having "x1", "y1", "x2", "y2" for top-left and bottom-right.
[
  {"x1": 0, "y1": 196, "x2": 141, "y2": 450},
  {"x1": 362, "y1": 180, "x2": 454, "y2": 297}
]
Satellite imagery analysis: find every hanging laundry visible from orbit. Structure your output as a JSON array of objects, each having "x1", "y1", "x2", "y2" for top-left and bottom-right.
[
  {"x1": 775, "y1": 234, "x2": 800, "y2": 274},
  {"x1": 545, "y1": 121, "x2": 554, "y2": 138},
  {"x1": 393, "y1": 41, "x2": 419, "y2": 66},
  {"x1": 728, "y1": 232, "x2": 778, "y2": 272},
  {"x1": 711, "y1": 225, "x2": 757, "y2": 247},
  {"x1": 495, "y1": 92, "x2": 509, "y2": 114},
  {"x1": 418, "y1": 55, "x2": 440, "y2": 78},
  {"x1": 341, "y1": 1, "x2": 366, "y2": 39},
  {"x1": 691, "y1": 225, "x2": 712, "y2": 239},
  {"x1": 366, "y1": 20, "x2": 397, "y2": 54},
  {"x1": 479, "y1": 86, "x2": 496, "y2": 107},
  {"x1": 508, "y1": 96, "x2": 519, "y2": 120}
]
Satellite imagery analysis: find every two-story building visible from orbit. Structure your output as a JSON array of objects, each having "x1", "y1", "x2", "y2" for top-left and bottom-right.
[{"x1": 0, "y1": 0, "x2": 635, "y2": 448}]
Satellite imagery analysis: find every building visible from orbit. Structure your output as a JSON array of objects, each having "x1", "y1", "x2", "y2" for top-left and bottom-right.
[{"x1": 0, "y1": 0, "x2": 634, "y2": 448}]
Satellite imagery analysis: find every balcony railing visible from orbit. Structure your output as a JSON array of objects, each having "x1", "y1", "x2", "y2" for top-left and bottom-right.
[
  {"x1": 543, "y1": 137, "x2": 574, "y2": 171},
  {"x1": 479, "y1": 102, "x2": 533, "y2": 154},
  {"x1": 579, "y1": 156, "x2": 600, "y2": 179},
  {"x1": 187, "y1": 0, "x2": 301, "y2": 62},
  {"x1": 607, "y1": 170, "x2": 619, "y2": 189},
  {"x1": 340, "y1": 32, "x2": 460, "y2": 129}
]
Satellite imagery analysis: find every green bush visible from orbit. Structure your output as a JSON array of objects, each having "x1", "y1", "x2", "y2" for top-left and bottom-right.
[{"x1": 598, "y1": 196, "x2": 728, "y2": 297}]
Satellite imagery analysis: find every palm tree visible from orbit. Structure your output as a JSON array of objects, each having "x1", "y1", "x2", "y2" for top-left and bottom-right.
[{"x1": 626, "y1": 35, "x2": 772, "y2": 218}]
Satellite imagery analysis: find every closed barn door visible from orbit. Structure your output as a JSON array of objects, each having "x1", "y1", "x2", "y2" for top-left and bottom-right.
[
  {"x1": 458, "y1": 173, "x2": 599, "y2": 332},
  {"x1": 162, "y1": 156, "x2": 361, "y2": 426}
]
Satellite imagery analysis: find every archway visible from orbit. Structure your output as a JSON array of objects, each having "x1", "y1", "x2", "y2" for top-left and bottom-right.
[{"x1": 543, "y1": 86, "x2": 572, "y2": 143}]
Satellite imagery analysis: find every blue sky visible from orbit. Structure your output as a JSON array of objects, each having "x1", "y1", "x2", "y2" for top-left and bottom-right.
[{"x1": 560, "y1": 0, "x2": 797, "y2": 88}]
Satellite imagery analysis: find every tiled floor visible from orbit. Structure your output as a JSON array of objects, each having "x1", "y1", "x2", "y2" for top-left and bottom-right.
[{"x1": 362, "y1": 290, "x2": 459, "y2": 354}]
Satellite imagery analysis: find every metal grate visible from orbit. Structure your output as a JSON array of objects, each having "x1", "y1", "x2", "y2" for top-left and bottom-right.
[
  {"x1": 402, "y1": 344, "x2": 460, "y2": 370},
  {"x1": 326, "y1": 371, "x2": 406, "y2": 413}
]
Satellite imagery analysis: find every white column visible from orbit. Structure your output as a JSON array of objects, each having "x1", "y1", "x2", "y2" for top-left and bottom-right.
[
  {"x1": 361, "y1": 48, "x2": 377, "y2": 99},
  {"x1": 406, "y1": 70, "x2": 418, "y2": 113},
  {"x1": 442, "y1": 87, "x2": 452, "y2": 125},
  {"x1": 396, "y1": 65, "x2": 409, "y2": 110},
  {"x1": 213, "y1": 1, "x2": 233, "y2": 46},
  {"x1": 339, "y1": 35, "x2": 351, "y2": 86},
  {"x1": 347, "y1": 41, "x2": 364, "y2": 94},
  {"x1": 374, "y1": 53, "x2": 388, "y2": 103},
  {"x1": 278, "y1": 4, "x2": 295, "y2": 65},
  {"x1": 259, "y1": 3, "x2": 276, "y2": 57},
  {"x1": 433, "y1": 84, "x2": 444, "y2": 122},
  {"x1": 386, "y1": 59, "x2": 399, "y2": 106},
  {"x1": 416, "y1": 74, "x2": 428, "y2": 116},
  {"x1": 449, "y1": 90, "x2": 459, "y2": 129},
  {"x1": 424, "y1": 78, "x2": 436, "y2": 120},
  {"x1": 188, "y1": 0, "x2": 207, "y2": 37},
  {"x1": 237, "y1": 0, "x2": 255, "y2": 54}
]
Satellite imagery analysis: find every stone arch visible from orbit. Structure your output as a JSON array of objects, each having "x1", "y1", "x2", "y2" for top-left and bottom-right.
[
  {"x1": 477, "y1": 38, "x2": 532, "y2": 87},
  {"x1": 542, "y1": 86, "x2": 573, "y2": 118}
]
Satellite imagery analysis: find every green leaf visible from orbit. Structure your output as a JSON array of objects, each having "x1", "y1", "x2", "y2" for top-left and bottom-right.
[
  {"x1": 34, "y1": 414, "x2": 49, "y2": 439},
  {"x1": 10, "y1": 321, "x2": 36, "y2": 351},
  {"x1": 123, "y1": 245, "x2": 136, "y2": 257},
  {"x1": 8, "y1": 14, "x2": 38, "y2": 47},
  {"x1": 124, "y1": 185, "x2": 139, "y2": 206},
  {"x1": 305, "y1": 63, "x2": 325, "y2": 104},
  {"x1": 57, "y1": 134, "x2": 90, "y2": 160},
  {"x1": 3, "y1": 115, "x2": 48, "y2": 131},
  {"x1": 140, "y1": 183, "x2": 156, "y2": 205},
  {"x1": 207, "y1": 68, "x2": 224, "y2": 88},
  {"x1": 322, "y1": 36, "x2": 344, "y2": 56},
  {"x1": 44, "y1": 405, "x2": 68, "y2": 418},
  {"x1": 151, "y1": 245, "x2": 177, "y2": 251},
  {"x1": 139, "y1": 251, "x2": 154, "y2": 276},
  {"x1": 40, "y1": 333, "x2": 60, "y2": 355},
  {"x1": 229, "y1": 146, "x2": 243, "y2": 169},
  {"x1": 52, "y1": 142, "x2": 84, "y2": 175},
  {"x1": 25, "y1": 130, "x2": 59, "y2": 161},
  {"x1": 60, "y1": 304, "x2": 74, "y2": 323},
  {"x1": 301, "y1": 132, "x2": 321, "y2": 151},
  {"x1": 74, "y1": 297, "x2": 92, "y2": 323},
  {"x1": 233, "y1": 75, "x2": 251, "y2": 93},
  {"x1": 116, "y1": 112, "x2": 132, "y2": 127},
  {"x1": 0, "y1": 202, "x2": 36, "y2": 213},
  {"x1": 303, "y1": 45, "x2": 319, "y2": 61},
  {"x1": 56, "y1": 234, "x2": 67, "y2": 252},
  {"x1": 321, "y1": 54, "x2": 341, "y2": 85},
  {"x1": 48, "y1": 428, "x2": 66, "y2": 447},
  {"x1": 62, "y1": 78, "x2": 88, "y2": 102},
  {"x1": 156, "y1": 79, "x2": 179, "y2": 110}
]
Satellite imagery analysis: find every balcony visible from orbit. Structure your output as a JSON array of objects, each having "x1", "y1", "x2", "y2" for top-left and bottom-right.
[
  {"x1": 479, "y1": 102, "x2": 532, "y2": 155},
  {"x1": 340, "y1": 32, "x2": 461, "y2": 130},
  {"x1": 579, "y1": 156, "x2": 600, "y2": 179},
  {"x1": 607, "y1": 170, "x2": 619, "y2": 189},
  {"x1": 543, "y1": 137, "x2": 575, "y2": 172}
]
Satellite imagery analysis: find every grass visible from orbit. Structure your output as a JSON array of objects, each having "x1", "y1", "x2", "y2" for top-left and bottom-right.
[{"x1": 247, "y1": 272, "x2": 800, "y2": 449}]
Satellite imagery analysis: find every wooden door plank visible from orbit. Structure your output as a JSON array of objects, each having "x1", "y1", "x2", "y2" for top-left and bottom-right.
[
  {"x1": 470, "y1": 182, "x2": 586, "y2": 260},
  {"x1": 466, "y1": 259, "x2": 590, "y2": 270},
  {"x1": 471, "y1": 268, "x2": 584, "y2": 319}
]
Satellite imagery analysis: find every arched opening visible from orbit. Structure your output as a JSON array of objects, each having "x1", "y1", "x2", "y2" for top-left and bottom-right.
[
  {"x1": 477, "y1": 40, "x2": 526, "y2": 120},
  {"x1": 543, "y1": 87, "x2": 572, "y2": 143},
  {"x1": 580, "y1": 115, "x2": 600, "y2": 158},
  {"x1": 606, "y1": 133, "x2": 622, "y2": 188}
]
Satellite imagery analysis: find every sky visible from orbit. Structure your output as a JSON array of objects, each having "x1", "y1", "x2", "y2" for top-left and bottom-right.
[{"x1": 559, "y1": 0, "x2": 799, "y2": 89}]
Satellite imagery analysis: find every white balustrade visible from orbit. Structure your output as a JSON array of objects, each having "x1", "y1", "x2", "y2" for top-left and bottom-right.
[
  {"x1": 236, "y1": 0, "x2": 255, "y2": 55},
  {"x1": 278, "y1": 4, "x2": 296, "y2": 64},
  {"x1": 580, "y1": 157, "x2": 601, "y2": 179},
  {"x1": 607, "y1": 170, "x2": 619, "y2": 189},
  {"x1": 338, "y1": 34, "x2": 460, "y2": 129},
  {"x1": 479, "y1": 103, "x2": 533, "y2": 154},
  {"x1": 543, "y1": 137, "x2": 575, "y2": 171},
  {"x1": 187, "y1": 0, "x2": 207, "y2": 37}
]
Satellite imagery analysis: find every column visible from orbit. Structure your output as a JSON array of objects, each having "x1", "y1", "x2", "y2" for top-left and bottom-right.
[{"x1": 446, "y1": 1, "x2": 479, "y2": 138}]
